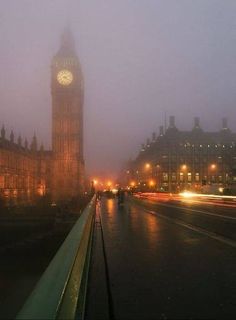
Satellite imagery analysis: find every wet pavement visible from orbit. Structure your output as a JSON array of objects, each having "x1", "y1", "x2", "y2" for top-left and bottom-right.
[{"x1": 86, "y1": 197, "x2": 236, "y2": 319}]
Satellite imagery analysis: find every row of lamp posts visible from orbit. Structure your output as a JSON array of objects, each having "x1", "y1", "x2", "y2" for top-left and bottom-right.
[{"x1": 127, "y1": 162, "x2": 218, "y2": 192}]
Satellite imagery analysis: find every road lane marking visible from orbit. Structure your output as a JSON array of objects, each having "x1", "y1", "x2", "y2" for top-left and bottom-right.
[
  {"x1": 143, "y1": 208, "x2": 236, "y2": 249},
  {"x1": 144, "y1": 199, "x2": 236, "y2": 221}
]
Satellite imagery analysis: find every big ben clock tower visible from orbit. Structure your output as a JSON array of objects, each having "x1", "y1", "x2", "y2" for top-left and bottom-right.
[{"x1": 51, "y1": 28, "x2": 84, "y2": 202}]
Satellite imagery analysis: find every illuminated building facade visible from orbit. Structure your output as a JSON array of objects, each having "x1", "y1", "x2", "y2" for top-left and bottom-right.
[
  {"x1": 51, "y1": 28, "x2": 85, "y2": 202},
  {"x1": 0, "y1": 29, "x2": 84, "y2": 205},
  {"x1": 126, "y1": 116, "x2": 236, "y2": 192}
]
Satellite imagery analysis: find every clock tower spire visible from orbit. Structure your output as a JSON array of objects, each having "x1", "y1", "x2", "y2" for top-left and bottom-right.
[{"x1": 51, "y1": 29, "x2": 84, "y2": 202}]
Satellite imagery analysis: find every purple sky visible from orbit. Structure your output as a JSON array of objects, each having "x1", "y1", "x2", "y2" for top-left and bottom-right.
[{"x1": 1, "y1": 0, "x2": 236, "y2": 178}]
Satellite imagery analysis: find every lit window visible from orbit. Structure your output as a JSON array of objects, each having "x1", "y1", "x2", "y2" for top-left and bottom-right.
[
  {"x1": 163, "y1": 172, "x2": 168, "y2": 181},
  {"x1": 187, "y1": 173, "x2": 192, "y2": 182}
]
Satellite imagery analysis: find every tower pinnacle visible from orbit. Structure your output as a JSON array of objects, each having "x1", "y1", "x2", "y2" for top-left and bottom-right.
[{"x1": 59, "y1": 26, "x2": 76, "y2": 55}]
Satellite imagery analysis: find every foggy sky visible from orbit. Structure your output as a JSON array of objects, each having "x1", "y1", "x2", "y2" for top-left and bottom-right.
[{"x1": 1, "y1": 0, "x2": 236, "y2": 179}]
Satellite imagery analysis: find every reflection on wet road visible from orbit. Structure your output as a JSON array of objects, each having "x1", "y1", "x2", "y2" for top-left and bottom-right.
[{"x1": 87, "y1": 197, "x2": 236, "y2": 319}]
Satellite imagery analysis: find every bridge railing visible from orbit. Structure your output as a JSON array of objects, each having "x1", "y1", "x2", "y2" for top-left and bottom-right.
[{"x1": 17, "y1": 195, "x2": 96, "y2": 320}]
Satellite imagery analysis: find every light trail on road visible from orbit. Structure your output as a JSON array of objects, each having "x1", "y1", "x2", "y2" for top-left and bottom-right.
[
  {"x1": 134, "y1": 192, "x2": 236, "y2": 210},
  {"x1": 132, "y1": 193, "x2": 236, "y2": 242}
]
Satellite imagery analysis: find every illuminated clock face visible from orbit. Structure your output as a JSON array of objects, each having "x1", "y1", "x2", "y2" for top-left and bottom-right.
[{"x1": 57, "y1": 69, "x2": 73, "y2": 86}]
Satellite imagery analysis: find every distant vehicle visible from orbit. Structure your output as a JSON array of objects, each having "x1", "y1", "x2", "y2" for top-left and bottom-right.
[{"x1": 104, "y1": 190, "x2": 115, "y2": 199}]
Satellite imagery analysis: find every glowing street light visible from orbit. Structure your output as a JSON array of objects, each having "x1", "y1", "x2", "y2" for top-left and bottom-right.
[
  {"x1": 130, "y1": 181, "x2": 136, "y2": 187},
  {"x1": 149, "y1": 180, "x2": 155, "y2": 187},
  {"x1": 210, "y1": 164, "x2": 216, "y2": 170},
  {"x1": 145, "y1": 163, "x2": 151, "y2": 170}
]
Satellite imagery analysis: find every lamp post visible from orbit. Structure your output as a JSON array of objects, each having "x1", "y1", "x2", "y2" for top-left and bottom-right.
[
  {"x1": 210, "y1": 163, "x2": 217, "y2": 184},
  {"x1": 181, "y1": 164, "x2": 187, "y2": 191},
  {"x1": 144, "y1": 163, "x2": 153, "y2": 191},
  {"x1": 149, "y1": 179, "x2": 156, "y2": 191},
  {"x1": 156, "y1": 164, "x2": 161, "y2": 191}
]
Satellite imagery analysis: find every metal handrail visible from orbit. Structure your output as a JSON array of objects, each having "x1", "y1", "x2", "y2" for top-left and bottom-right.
[{"x1": 16, "y1": 195, "x2": 96, "y2": 320}]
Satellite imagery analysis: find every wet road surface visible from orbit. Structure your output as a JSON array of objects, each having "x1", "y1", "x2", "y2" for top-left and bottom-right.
[{"x1": 86, "y1": 197, "x2": 236, "y2": 319}]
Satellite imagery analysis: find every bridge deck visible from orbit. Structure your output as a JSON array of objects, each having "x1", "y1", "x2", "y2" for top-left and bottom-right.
[{"x1": 85, "y1": 197, "x2": 236, "y2": 319}]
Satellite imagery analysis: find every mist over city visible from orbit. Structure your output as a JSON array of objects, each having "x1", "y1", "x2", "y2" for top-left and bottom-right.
[
  {"x1": 1, "y1": 1, "x2": 236, "y2": 319},
  {"x1": 1, "y1": 0, "x2": 236, "y2": 179}
]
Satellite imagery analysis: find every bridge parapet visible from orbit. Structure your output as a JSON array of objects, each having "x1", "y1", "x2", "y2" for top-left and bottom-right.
[{"x1": 17, "y1": 195, "x2": 96, "y2": 320}]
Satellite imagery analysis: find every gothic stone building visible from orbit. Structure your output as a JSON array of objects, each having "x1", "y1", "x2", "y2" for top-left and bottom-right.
[
  {"x1": 0, "y1": 29, "x2": 85, "y2": 205},
  {"x1": 127, "y1": 116, "x2": 236, "y2": 193}
]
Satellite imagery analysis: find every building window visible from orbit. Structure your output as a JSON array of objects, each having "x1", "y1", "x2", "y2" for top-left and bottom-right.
[
  {"x1": 171, "y1": 173, "x2": 176, "y2": 182},
  {"x1": 180, "y1": 172, "x2": 184, "y2": 182},
  {"x1": 187, "y1": 172, "x2": 192, "y2": 182},
  {"x1": 0, "y1": 176, "x2": 4, "y2": 188},
  {"x1": 162, "y1": 155, "x2": 168, "y2": 163},
  {"x1": 195, "y1": 173, "x2": 200, "y2": 182},
  {"x1": 163, "y1": 172, "x2": 168, "y2": 182}
]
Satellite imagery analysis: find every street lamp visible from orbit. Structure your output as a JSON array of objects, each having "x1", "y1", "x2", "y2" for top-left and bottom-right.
[
  {"x1": 149, "y1": 179, "x2": 155, "y2": 189},
  {"x1": 210, "y1": 164, "x2": 216, "y2": 170},
  {"x1": 145, "y1": 163, "x2": 151, "y2": 170},
  {"x1": 181, "y1": 164, "x2": 187, "y2": 190},
  {"x1": 156, "y1": 164, "x2": 161, "y2": 190},
  {"x1": 210, "y1": 163, "x2": 217, "y2": 183}
]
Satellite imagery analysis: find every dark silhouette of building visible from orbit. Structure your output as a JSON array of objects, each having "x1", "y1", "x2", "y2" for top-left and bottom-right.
[
  {"x1": 0, "y1": 29, "x2": 85, "y2": 205},
  {"x1": 126, "y1": 116, "x2": 236, "y2": 193}
]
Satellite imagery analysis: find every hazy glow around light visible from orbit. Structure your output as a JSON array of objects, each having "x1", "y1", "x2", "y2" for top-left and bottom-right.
[
  {"x1": 145, "y1": 163, "x2": 151, "y2": 169},
  {"x1": 2, "y1": 1, "x2": 236, "y2": 177},
  {"x1": 149, "y1": 180, "x2": 155, "y2": 187},
  {"x1": 180, "y1": 191, "x2": 197, "y2": 198}
]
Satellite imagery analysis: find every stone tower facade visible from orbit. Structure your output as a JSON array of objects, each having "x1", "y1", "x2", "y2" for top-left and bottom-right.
[{"x1": 51, "y1": 29, "x2": 85, "y2": 202}]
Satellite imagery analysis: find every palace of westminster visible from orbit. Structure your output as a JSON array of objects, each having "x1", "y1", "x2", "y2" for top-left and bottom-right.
[{"x1": 0, "y1": 29, "x2": 85, "y2": 205}]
